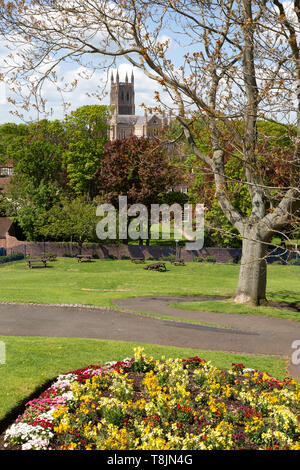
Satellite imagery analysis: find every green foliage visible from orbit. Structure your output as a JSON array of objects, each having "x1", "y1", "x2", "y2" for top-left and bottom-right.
[
  {"x1": 9, "y1": 120, "x2": 64, "y2": 186},
  {"x1": 1, "y1": 120, "x2": 66, "y2": 239},
  {"x1": 160, "y1": 255, "x2": 175, "y2": 261},
  {"x1": 0, "y1": 252, "x2": 24, "y2": 264},
  {"x1": 204, "y1": 199, "x2": 243, "y2": 248},
  {"x1": 256, "y1": 120, "x2": 293, "y2": 148},
  {"x1": 184, "y1": 118, "x2": 296, "y2": 248},
  {"x1": 193, "y1": 256, "x2": 205, "y2": 262},
  {"x1": 0, "y1": 122, "x2": 30, "y2": 163},
  {"x1": 0, "y1": 108, "x2": 109, "y2": 240},
  {"x1": 38, "y1": 196, "x2": 99, "y2": 246},
  {"x1": 6, "y1": 180, "x2": 63, "y2": 241},
  {"x1": 193, "y1": 255, "x2": 216, "y2": 263},
  {"x1": 205, "y1": 256, "x2": 216, "y2": 263},
  {"x1": 62, "y1": 105, "x2": 110, "y2": 198}
]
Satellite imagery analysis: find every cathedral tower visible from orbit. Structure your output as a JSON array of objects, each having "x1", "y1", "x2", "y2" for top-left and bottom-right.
[{"x1": 110, "y1": 70, "x2": 135, "y2": 115}]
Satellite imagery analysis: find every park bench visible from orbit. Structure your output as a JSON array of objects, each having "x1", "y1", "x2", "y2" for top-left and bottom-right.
[
  {"x1": 144, "y1": 262, "x2": 167, "y2": 272},
  {"x1": 76, "y1": 254, "x2": 92, "y2": 263},
  {"x1": 131, "y1": 258, "x2": 145, "y2": 264},
  {"x1": 170, "y1": 259, "x2": 185, "y2": 266},
  {"x1": 27, "y1": 258, "x2": 47, "y2": 269}
]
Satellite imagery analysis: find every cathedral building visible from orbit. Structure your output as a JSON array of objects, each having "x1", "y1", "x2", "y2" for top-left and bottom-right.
[{"x1": 109, "y1": 70, "x2": 170, "y2": 141}]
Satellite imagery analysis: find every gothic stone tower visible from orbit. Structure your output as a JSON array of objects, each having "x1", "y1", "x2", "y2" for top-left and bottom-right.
[
  {"x1": 109, "y1": 69, "x2": 169, "y2": 141},
  {"x1": 110, "y1": 70, "x2": 135, "y2": 115}
]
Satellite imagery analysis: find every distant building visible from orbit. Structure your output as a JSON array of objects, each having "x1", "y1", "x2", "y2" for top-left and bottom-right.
[
  {"x1": 0, "y1": 217, "x2": 18, "y2": 252},
  {"x1": 109, "y1": 70, "x2": 170, "y2": 141}
]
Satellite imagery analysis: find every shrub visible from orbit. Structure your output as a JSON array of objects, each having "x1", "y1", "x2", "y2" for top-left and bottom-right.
[
  {"x1": 205, "y1": 256, "x2": 216, "y2": 263},
  {"x1": 104, "y1": 254, "x2": 117, "y2": 260},
  {"x1": 194, "y1": 256, "x2": 205, "y2": 262},
  {"x1": 160, "y1": 255, "x2": 175, "y2": 261},
  {"x1": 0, "y1": 252, "x2": 24, "y2": 264}
]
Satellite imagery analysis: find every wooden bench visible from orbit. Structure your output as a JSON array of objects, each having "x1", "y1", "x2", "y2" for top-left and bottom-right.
[
  {"x1": 27, "y1": 258, "x2": 47, "y2": 269},
  {"x1": 131, "y1": 258, "x2": 145, "y2": 264},
  {"x1": 170, "y1": 259, "x2": 185, "y2": 266},
  {"x1": 144, "y1": 262, "x2": 167, "y2": 272},
  {"x1": 76, "y1": 255, "x2": 92, "y2": 263}
]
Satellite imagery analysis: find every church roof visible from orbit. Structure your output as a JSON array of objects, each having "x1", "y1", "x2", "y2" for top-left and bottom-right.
[
  {"x1": 115, "y1": 114, "x2": 162, "y2": 126},
  {"x1": 115, "y1": 115, "x2": 143, "y2": 125}
]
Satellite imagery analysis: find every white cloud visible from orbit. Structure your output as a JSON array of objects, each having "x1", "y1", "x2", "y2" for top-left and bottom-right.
[{"x1": 0, "y1": 58, "x2": 172, "y2": 123}]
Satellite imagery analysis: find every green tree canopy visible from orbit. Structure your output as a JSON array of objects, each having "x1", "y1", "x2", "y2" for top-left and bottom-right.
[
  {"x1": 38, "y1": 197, "x2": 99, "y2": 251},
  {"x1": 62, "y1": 105, "x2": 110, "y2": 199}
]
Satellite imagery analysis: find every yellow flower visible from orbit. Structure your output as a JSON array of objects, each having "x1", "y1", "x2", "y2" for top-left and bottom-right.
[{"x1": 290, "y1": 442, "x2": 300, "y2": 450}]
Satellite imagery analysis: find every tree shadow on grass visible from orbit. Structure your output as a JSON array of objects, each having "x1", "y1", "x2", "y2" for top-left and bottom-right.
[{"x1": 267, "y1": 290, "x2": 300, "y2": 311}]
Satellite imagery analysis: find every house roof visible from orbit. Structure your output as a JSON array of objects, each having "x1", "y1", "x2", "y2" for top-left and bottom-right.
[{"x1": 0, "y1": 162, "x2": 13, "y2": 168}]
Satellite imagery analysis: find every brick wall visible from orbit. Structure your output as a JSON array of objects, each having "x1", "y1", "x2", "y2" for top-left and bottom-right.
[
  {"x1": 6, "y1": 240, "x2": 243, "y2": 263},
  {"x1": 0, "y1": 176, "x2": 12, "y2": 193},
  {"x1": 5, "y1": 240, "x2": 300, "y2": 264}
]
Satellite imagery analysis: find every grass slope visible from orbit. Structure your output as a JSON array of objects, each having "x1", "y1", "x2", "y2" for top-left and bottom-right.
[{"x1": 0, "y1": 258, "x2": 299, "y2": 316}]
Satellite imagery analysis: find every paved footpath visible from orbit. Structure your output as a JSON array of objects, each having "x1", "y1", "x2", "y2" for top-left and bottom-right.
[{"x1": 0, "y1": 296, "x2": 299, "y2": 378}]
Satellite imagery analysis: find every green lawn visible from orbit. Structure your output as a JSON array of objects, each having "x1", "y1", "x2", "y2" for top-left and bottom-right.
[
  {"x1": 0, "y1": 336, "x2": 289, "y2": 421},
  {"x1": 0, "y1": 258, "x2": 299, "y2": 317}
]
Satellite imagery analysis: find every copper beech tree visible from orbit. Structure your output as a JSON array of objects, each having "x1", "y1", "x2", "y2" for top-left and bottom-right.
[{"x1": 0, "y1": 0, "x2": 299, "y2": 304}]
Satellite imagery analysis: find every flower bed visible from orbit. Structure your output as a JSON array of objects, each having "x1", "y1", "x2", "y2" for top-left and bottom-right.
[{"x1": 3, "y1": 348, "x2": 300, "y2": 450}]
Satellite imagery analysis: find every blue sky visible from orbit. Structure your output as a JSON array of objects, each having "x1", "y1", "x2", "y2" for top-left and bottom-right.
[
  {"x1": 0, "y1": 24, "x2": 178, "y2": 127},
  {"x1": 0, "y1": 1, "x2": 295, "y2": 126},
  {"x1": 0, "y1": 6, "x2": 185, "y2": 126},
  {"x1": 0, "y1": 61, "x2": 173, "y2": 124}
]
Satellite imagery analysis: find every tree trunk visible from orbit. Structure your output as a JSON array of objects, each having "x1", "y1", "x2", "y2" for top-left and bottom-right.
[{"x1": 233, "y1": 234, "x2": 268, "y2": 306}]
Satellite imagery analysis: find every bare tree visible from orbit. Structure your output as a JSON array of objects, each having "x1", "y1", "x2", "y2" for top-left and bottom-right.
[{"x1": 0, "y1": 0, "x2": 299, "y2": 304}]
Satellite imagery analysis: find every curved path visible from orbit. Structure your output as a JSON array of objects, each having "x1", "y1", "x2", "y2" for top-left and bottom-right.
[{"x1": 0, "y1": 296, "x2": 299, "y2": 378}]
